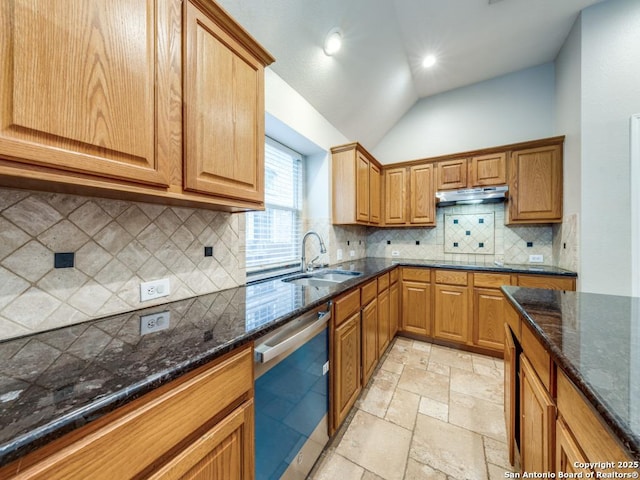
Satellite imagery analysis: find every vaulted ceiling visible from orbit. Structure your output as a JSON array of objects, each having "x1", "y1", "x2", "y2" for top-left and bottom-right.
[{"x1": 216, "y1": 0, "x2": 604, "y2": 150}]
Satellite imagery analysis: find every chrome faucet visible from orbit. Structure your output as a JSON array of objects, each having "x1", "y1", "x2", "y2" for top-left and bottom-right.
[{"x1": 301, "y1": 231, "x2": 327, "y2": 272}]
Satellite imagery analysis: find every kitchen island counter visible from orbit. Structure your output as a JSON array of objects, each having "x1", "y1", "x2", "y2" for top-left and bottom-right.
[
  {"x1": 502, "y1": 286, "x2": 640, "y2": 461},
  {"x1": 0, "y1": 258, "x2": 575, "y2": 467}
]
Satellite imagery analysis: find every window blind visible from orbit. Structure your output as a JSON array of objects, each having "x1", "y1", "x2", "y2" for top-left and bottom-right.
[{"x1": 246, "y1": 138, "x2": 303, "y2": 273}]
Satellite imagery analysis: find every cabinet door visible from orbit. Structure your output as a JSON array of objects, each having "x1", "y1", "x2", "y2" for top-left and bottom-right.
[
  {"x1": 410, "y1": 164, "x2": 435, "y2": 225},
  {"x1": 184, "y1": 1, "x2": 264, "y2": 203},
  {"x1": 384, "y1": 167, "x2": 407, "y2": 224},
  {"x1": 434, "y1": 284, "x2": 469, "y2": 344},
  {"x1": 555, "y1": 418, "x2": 591, "y2": 477},
  {"x1": 473, "y1": 288, "x2": 506, "y2": 351},
  {"x1": 356, "y1": 152, "x2": 370, "y2": 222},
  {"x1": 436, "y1": 159, "x2": 467, "y2": 190},
  {"x1": 333, "y1": 313, "x2": 361, "y2": 430},
  {"x1": 149, "y1": 401, "x2": 254, "y2": 480},
  {"x1": 401, "y1": 280, "x2": 431, "y2": 336},
  {"x1": 504, "y1": 324, "x2": 517, "y2": 467},
  {"x1": 369, "y1": 162, "x2": 381, "y2": 224},
  {"x1": 362, "y1": 299, "x2": 378, "y2": 385},
  {"x1": 520, "y1": 355, "x2": 556, "y2": 473},
  {"x1": 378, "y1": 288, "x2": 390, "y2": 356},
  {"x1": 508, "y1": 144, "x2": 562, "y2": 223},
  {"x1": 469, "y1": 152, "x2": 506, "y2": 186},
  {"x1": 389, "y1": 281, "x2": 400, "y2": 338},
  {"x1": 0, "y1": 0, "x2": 169, "y2": 187}
]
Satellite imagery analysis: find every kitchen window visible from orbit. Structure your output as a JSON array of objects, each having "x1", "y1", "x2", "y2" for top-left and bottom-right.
[{"x1": 246, "y1": 137, "x2": 303, "y2": 277}]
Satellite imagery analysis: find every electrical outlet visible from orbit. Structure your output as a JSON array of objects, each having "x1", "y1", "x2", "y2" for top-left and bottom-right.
[
  {"x1": 349, "y1": 250, "x2": 355, "y2": 257},
  {"x1": 336, "y1": 249, "x2": 343, "y2": 261},
  {"x1": 391, "y1": 250, "x2": 400, "y2": 257},
  {"x1": 322, "y1": 361, "x2": 329, "y2": 375},
  {"x1": 140, "y1": 311, "x2": 170, "y2": 335},
  {"x1": 529, "y1": 254, "x2": 544, "y2": 263},
  {"x1": 140, "y1": 278, "x2": 170, "y2": 302}
]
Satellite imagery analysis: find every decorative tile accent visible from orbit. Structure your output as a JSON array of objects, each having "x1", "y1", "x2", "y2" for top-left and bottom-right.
[
  {"x1": 444, "y1": 213, "x2": 495, "y2": 254},
  {"x1": 0, "y1": 188, "x2": 245, "y2": 340}
]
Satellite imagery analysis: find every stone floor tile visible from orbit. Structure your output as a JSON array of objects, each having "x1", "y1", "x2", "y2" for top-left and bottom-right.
[
  {"x1": 410, "y1": 414, "x2": 488, "y2": 480},
  {"x1": 381, "y1": 357, "x2": 404, "y2": 375},
  {"x1": 362, "y1": 470, "x2": 386, "y2": 480},
  {"x1": 427, "y1": 361, "x2": 451, "y2": 377},
  {"x1": 448, "y1": 391, "x2": 507, "y2": 441},
  {"x1": 483, "y1": 437, "x2": 514, "y2": 471},
  {"x1": 410, "y1": 340, "x2": 432, "y2": 353},
  {"x1": 418, "y1": 396, "x2": 449, "y2": 422},
  {"x1": 385, "y1": 388, "x2": 420, "y2": 430},
  {"x1": 397, "y1": 366, "x2": 449, "y2": 403},
  {"x1": 337, "y1": 410, "x2": 412, "y2": 480},
  {"x1": 488, "y1": 463, "x2": 513, "y2": 480},
  {"x1": 311, "y1": 451, "x2": 364, "y2": 480},
  {"x1": 404, "y1": 458, "x2": 447, "y2": 480},
  {"x1": 358, "y1": 381, "x2": 396, "y2": 418},
  {"x1": 450, "y1": 367, "x2": 503, "y2": 404},
  {"x1": 472, "y1": 355, "x2": 503, "y2": 379},
  {"x1": 429, "y1": 345, "x2": 474, "y2": 371}
]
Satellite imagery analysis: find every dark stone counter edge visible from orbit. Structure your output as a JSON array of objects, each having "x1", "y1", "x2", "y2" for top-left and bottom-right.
[
  {"x1": 0, "y1": 260, "x2": 575, "y2": 467},
  {"x1": 501, "y1": 288, "x2": 640, "y2": 461}
]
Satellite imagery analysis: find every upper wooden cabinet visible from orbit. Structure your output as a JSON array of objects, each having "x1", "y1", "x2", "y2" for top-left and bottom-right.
[
  {"x1": 332, "y1": 143, "x2": 381, "y2": 225},
  {"x1": 184, "y1": 0, "x2": 266, "y2": 203},
  {"x1": 383, "y1": 163, "x2": 435, "y2": 227},
  {"x1": 0, "y1": 0, "x2": 274, "y2": 211},
  {"x1": 436, "y1": 153, "x2": 506, "y2": 191},
  {"x1": 507, "y1": 142, "x2": 563, "y2": 224}
]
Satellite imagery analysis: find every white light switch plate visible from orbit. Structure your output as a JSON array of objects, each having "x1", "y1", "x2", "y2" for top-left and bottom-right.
[
  {"x1": 336, "y1": 249, "x2": 343, "y2": 261},
  {"x1": 529, "y1": 254, "x2": 544, "y2": 263},
  {"x1": 391, "y1": 250, "x2": 400, "y2": 257}
]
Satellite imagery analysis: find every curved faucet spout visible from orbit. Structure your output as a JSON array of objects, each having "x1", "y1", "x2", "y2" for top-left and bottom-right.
[{"x1": 301, "y1": 231, "x2": 327, "y2": 272}]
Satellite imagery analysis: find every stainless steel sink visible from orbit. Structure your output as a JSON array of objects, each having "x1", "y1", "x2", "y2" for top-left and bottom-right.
[{"x1": 282, "y1": 269, "x2": 362, "y2": 287}]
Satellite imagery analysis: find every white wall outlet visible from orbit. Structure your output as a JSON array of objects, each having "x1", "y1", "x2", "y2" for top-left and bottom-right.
[
  {"x1": 322, "y1": 361, "x2": 329, "y2": 375},
  {"x1": 336, "y1": 249, "x2": 343, "y2": 261},
  {"x1": 349, "y1": 250, "x2": 355, "y2": 257},
  {"x1": 529, "y1": 254, "x2": 544, "y2": 263},
  {"x1": 391, "y1": 250, "x2": 400, "y2": 257},
  {"x1": 140, "y1": 311, "x2": 170, "y2": 335},
  {"x1": 140, "y1": 278, "x2": 170, "y2": 302}
]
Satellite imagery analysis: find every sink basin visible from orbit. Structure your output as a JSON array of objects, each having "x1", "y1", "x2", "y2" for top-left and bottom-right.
[{"x1": 282, "y1": 269, "x2": 362, "y2": 287}]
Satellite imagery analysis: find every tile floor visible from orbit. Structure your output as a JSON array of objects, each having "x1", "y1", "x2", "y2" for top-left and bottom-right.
[{"x1": 309, "y1": 337, "x2": 518, "y2": 480}]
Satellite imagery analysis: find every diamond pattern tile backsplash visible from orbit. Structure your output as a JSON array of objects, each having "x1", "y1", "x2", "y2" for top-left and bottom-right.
[
  {"x1": 0, "y1": 188, "x2": 245, "y2": 341},
  {"x1": 444, "y1": 213, "x2": 495, "y2": 254}
]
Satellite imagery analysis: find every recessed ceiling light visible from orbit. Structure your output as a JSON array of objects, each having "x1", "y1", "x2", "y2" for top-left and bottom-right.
[
  {"x1": 422, "y1": 54, "x2": 437, "y2": 68},
  {"x1": 323, "y1": 28, "x2": 342, "y2": 56}
]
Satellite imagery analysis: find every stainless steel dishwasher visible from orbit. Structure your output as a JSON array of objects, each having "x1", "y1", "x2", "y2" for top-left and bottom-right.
[{"x1": 254, "y1": 302, "x2": 331, "y2": 480}]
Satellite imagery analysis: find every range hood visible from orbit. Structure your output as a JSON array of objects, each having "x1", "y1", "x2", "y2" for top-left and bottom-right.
[{"x1": 436, "y1": 185, "x2": 508, "y2": 207}]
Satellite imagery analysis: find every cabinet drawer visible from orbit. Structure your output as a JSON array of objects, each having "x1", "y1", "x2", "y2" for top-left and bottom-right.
[
  {"x1": 402, "y1": 267, "x2": 431, "y2": 282},
  {"x1": 435, "y1": 270, "x2": 468, "y2": 286},
  {"x1": 518, "y1": 275, "x2": 575, "y2": 291},
  {"x1": 390, "y1": 268, "x2": 399, "y2": 284},
  {"x1": 557, "y1": 371, "x2": 633, "y2": 471},
  {"x1": 361, "y1": 280, "x2": 377, "y2": 305},
  {"x1": 474, "y1": 272, "x2": 511, "y2": 289},
  {"x1": 3, "y1": 345, "x2": 253, "y2": 480},
  {"x1": 377, "y1": 273, "x2": 390, "y2": 292},
  {"x1": 335, "y1": 289, "x2": 361, "y2": 327},
  {"x1": 521, "y1": 322, "x2": 552, "y2": 392}
]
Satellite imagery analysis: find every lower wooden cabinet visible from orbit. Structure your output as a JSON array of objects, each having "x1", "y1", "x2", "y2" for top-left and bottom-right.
[
  {"x1": 401, "y1": 268, "x2": 431, "y2": 336},
  {"x1": 389, "y1": 280, "x2": 399, "y2": 338},
  {"x1": 361, "y1": 299, "x2": 378, "y2": 385},
  {"x1": 0, "y1": 345, "x2": 254, "y2": 480},
  {"x1": 504, "y1": 323, "x2": 517, "y2": 467},
  {"x1": 555, "y1": 418, "x2": 591, "y2": 477},
  {"x1": 149, "y1": 400, "x2": 254, "y2": 480},
  {"x1": 333, "y1": 312, "x2": 362, "y2": 431},
  {"x1": 378, "y1": 288, "x2": 390, "y2": 356},
  {"x1": 473, "y1": 288, "x2": 508, "y2": 351},
  {"x1": 520, "y1": 355, "x2": 556, "y2": 473},
  {"x1": 433, "y1": 284, "x2": 468, "y2": 344}
]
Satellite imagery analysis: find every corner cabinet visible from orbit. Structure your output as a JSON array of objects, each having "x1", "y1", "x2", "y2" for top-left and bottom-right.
[
  {"x1": 332, "y1": 143, "x2": 382, "y2": 225},
  {"x1": 0, "y1": 0, "x2": 274, "y2": 212},
  {"x1": 507, "y1": 141, "x2": 563, "y2": 224},
  {"x1": 184, "y1": 0, "x2": 266, "y2": 203}
]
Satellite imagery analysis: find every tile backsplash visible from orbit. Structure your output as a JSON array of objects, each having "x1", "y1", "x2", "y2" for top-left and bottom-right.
[
  {"x1": 0, "y1": 188, "x2": 245, "y2": 341},
  {"x1": 444, "y1": 213, "x2": 495, "y2": 254}
]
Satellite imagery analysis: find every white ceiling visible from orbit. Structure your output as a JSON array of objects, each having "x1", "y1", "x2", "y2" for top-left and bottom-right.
[{"x1": 216, "y1": 0, "x2": 604, "y2": 150}]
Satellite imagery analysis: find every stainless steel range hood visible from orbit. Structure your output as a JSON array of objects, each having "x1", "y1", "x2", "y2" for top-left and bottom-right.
[{"x1": 436, "y1": 185, "x2": 508, "y2": 207}]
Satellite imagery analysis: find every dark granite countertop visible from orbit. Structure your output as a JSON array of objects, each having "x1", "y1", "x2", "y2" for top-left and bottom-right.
[
  {"x1": 501, "y1": 286, "x2": 640, "y2": 461},
  {"x1": 0, "y1": 257, "x2": 574, "y2": 467}
]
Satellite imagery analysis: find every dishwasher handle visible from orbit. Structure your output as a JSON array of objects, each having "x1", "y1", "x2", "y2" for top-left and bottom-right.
[{"x1": 255, "y1": 309, "x2": 330, "y2": 364}]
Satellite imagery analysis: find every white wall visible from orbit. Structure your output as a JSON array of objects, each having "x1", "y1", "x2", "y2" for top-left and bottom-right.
[
  {"x1": 578, "y1": 0, "x2": 640, "y2": 295},
  {"x1": 372, "y1": 63, "x2": 556, "y2": 164}
]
